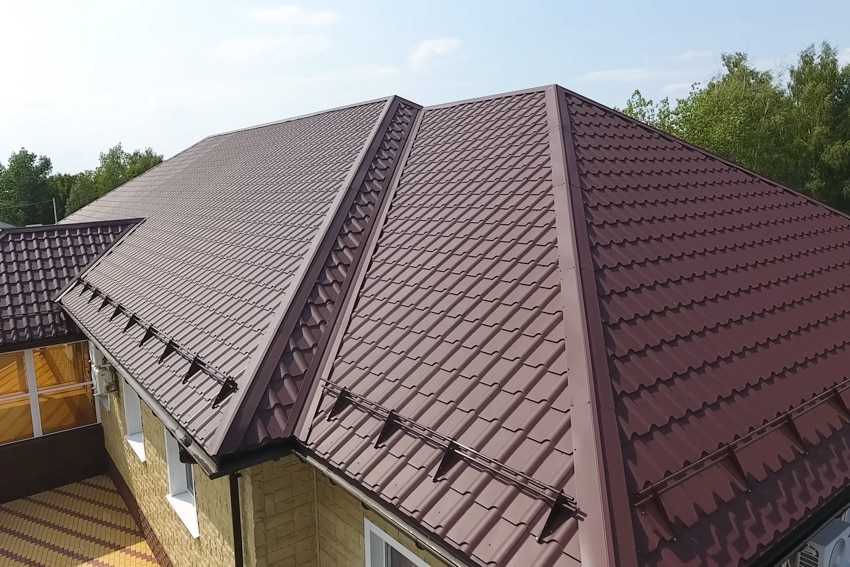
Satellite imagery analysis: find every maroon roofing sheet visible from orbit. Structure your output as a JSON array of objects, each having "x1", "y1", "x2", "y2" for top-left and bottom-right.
[
  {"x1": 306, "y1": 89, "x2": 582, "y2": 567},
  {"x1": 59, "y1": 99, "x2": 390, "y2": 452},
  {"x1": 216, "y1": 99, "x2": 421, "y2": 453},
  {"x1": 563, "y1": 88, "x2": 850, "y2": 566},
  {"x1": 0, "y1": 220, "x2": 137, "y2": 351}
]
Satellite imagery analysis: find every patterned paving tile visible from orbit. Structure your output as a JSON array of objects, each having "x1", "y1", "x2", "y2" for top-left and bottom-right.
[{"x1": 0, "y1": 475, "x2": 158, "y2": 567}]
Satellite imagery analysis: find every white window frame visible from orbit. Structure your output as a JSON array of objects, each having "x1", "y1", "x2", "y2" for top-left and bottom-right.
[
  {"x1": 365, "y1": 519, "x2": 429, "y2": 567},
  {"x1": 164, "y1": 431, "x2": 199, "y2": 538},
  {"x1": 122, "y1": 380, "x2": 145, "y2": 461}
]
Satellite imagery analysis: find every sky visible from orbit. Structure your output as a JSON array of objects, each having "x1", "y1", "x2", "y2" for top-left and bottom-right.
[{"x1": 1, "y1": 0, "x2": 849, "y2": 173}]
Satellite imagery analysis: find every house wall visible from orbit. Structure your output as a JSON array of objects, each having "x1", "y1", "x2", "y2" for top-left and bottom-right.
[
  {"x1": 239, "y1": 454, "x2": 318, "y2": 567},
  {"x1": 314, "y1": 470, "x2": 450, "y2": 567},
  {"x1": 105, "y1": 380, "x2": 451, "y2": 567},
  {"x1": 102, "y1": 380, "x2": 235, "y2": 567}
]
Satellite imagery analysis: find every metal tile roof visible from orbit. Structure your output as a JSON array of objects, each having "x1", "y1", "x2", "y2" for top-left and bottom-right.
[
  {"x1": 59, "y1": 99, "x2": 392, "y2": 452},
  {"x1": 52, "y1": 84, "x2": 850, "y2": 566},
  {"x1": 304, "y1": 86, "x2": 850, "y2": 566},
  {"x1": 306, "y1": 89, "x2": 582, "y2": 567},
  {"x1": 0, "y1": 220, "x2": 137, "y2": 351},
  {"x1": 563, "y1": 89, "x2": 850, "y2": 566}
]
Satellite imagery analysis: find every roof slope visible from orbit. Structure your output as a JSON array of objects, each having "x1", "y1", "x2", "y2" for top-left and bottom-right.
[
  {"x1": 307, "y1": 89, "x2": 582, "y2": 567},
  {"x1": 305, "y1": 85, "x2": 850, "y2": 567},
  {"x1": 0, "y1": 220, "x2": 138, "y2": 352},
  {"x1": 563, "y1": 89, "x2": 850, "y2": 565},
  {"x1": 58, "y1": 99, "x2": 399, "y2": 453}
]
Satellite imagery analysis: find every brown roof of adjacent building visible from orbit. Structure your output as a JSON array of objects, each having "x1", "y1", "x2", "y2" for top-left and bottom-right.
[
  {"x1": 56, "y1": 84, "x2": 850, "y2": 566},
  {"x1": 0, "y1": 219, "x2": 138, "y2": 352}
]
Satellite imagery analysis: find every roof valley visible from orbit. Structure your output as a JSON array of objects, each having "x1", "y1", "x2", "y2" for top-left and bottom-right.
[{"x1": 214, "y1": 97, "x2": 422, "y2": 455}]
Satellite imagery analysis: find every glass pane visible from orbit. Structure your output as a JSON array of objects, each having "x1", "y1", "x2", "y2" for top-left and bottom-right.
[
  {"x1": 0, "y1": 396, "x2": 33, "y2": 444},
  {"x1": 38, "y1": 385, "x2": 96, "y2": 434},
  {"x1": 0, "y1": 351, "x2": 28, "y2": 397},
  {"x1": 34, "y1": 343, "x2": 90, "y2": 389},
  {"x1": 185, "y1": 463, "x2": 194, "y2": 497},
  {"x1": 388, "y1": 546, "x2": 418, "y2": 567}
]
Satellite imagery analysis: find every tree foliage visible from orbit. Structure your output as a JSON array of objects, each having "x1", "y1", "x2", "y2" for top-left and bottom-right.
[
  {"x1": 65, "y1": 144, "x2": 162, "y2": 216},
  {"x1": 619, "y1": 42, "x2": 850, "y2": 213},
  {"x1": 0, "y1": 149, "x2": 55, "y2": 225},
  {"x1": 0, "y1": 143, "x2": 163, "y2": 225}
]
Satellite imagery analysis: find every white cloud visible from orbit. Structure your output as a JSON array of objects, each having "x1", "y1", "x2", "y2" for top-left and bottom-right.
[
  {"x1": 675, "y1": 50, "x2": 713, "y2": 61},
  {"x1": 409, "y1": 38, "x2": 460, "y2": 66},
  {"x1": 839, "y1": 48, "x2": 850, "y2": 66},
  {"x1": 250, "y1": 6, "x2": 340, "y2": 25},
  {"x1": 211, "y1": 35, "x2": 329, "y2": 61},
  {"x1": 579, "y1": 68, "x2": 661, "y2": 83}
]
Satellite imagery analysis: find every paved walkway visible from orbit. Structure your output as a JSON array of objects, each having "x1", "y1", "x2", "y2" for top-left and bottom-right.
[{"x1": 0, "y1": 474, "x2": 158, "y2": 566}]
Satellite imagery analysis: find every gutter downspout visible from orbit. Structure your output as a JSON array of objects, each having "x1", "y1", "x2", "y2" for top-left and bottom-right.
[{"x1": 229, "y1": 473, "x2": 244, "y2": 567}]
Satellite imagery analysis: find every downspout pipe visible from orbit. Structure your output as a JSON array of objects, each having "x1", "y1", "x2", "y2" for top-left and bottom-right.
[{"x1": 230, "y1": 473, "x2": 244, "y2": 567}]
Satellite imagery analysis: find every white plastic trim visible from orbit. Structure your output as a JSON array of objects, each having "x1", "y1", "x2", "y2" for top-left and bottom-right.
[
  {"x1": 365, "y1": 518, "x2": 430, "y2": 567},
  {"x1": 164, "y1": 430, "x2": 198, "y2": 538}
]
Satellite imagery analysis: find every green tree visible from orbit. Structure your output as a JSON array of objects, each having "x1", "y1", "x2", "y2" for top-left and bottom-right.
[
  {"x1": 65, "y1": 144, "x2": 163, "y2": 215},
  {"x1": 675, "y1": 53, "x2": 793, "y2": 187},
  {"x1": 0, "y1": 149, "x2": 54, "y2": 225},
  {"x1": 784, "y1": 42, "x2": 850, "y2": 211},
  {"x1": 618, "y1": 90, "x2": 675, "y2": 131},
  {"x1": 619, "y1": 43, "x2": 850, "y2": 214}
]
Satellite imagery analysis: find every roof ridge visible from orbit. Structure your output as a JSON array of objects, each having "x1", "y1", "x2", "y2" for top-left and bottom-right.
[
  {"x1": 422, "y1": 84, "x2": 552, "y2": 111},
  {"x1": 207, "y1": 96, "x2": 396, "y2": 139},
  {"x1": 210, "y1": 96, "x2": 420, "y2": 456},
  {"x1": 560, "y1": 85, "x2": 850, "y2": 224},
  {"x1": 545, "y1": 85, "x2": 638, "y2": 567}
]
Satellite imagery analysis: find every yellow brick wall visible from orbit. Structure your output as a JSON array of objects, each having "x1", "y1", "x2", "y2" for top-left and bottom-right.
[
  {"x1": 104, "y1": 380, "x2": 452, "y2": 567},
  {"x1": 102, "y1": 380, "x2": 235, "y2": 567},
  {"x1": 314, "y1": 471, "x2": 449, "y2": 567},
  {"x1": 240, "y1": 455, "x2": 318, "y2": 567}
]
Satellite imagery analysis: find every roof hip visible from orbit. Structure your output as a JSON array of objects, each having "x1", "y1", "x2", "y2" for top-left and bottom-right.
[{"x1": 545, "y1": 85, "x2": 638, "y2": 567}]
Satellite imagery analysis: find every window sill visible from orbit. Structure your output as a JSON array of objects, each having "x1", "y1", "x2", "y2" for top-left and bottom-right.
[
  {"x1": 125, "y1": 432, "x2": 145, "y2": 462},
  {"x1": 166, "y1": 491, "x2": 199, "y2": 538}
]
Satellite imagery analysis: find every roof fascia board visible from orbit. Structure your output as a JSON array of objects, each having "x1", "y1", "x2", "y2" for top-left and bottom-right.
[
  {"x1": 209, "y1": 96, "x2": 395, "y2": 139},
  {"x1": 294, "y1": 104, "x2": 427, "y2": 441},
  {"x1": 423, "y1": 85, "x2": 549, "y2": 111},
  {"x1": 211, "y1": 96, "x2": 408, "y2": 455},
  {"x1": 545, "y1": 85, "x2": 638, "y2": 567},
  {"x1": 561, "y1": 87, "x2": 850, "y2": 223},
  {"x1": 296, "y1": 446, "x2": 471, "y2": 567},
  {"x1": 53, "y1": 218, "x2": 146, "y2": 304},
  {"x1": 0, "y1": 333, "x2": 88, "y2": 355},
  {"x1": 61, "y1": 307, "x2": 221, "y2": 475}
]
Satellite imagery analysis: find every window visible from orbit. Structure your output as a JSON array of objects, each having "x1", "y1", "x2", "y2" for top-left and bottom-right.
[
  {"x1": 365, "y1": 519, "x2": 429, "y2": 567},
  {"x1": 0, "y1": 342, "x2": 97, "y2": 446},
  {"x1": 123, "y1": 380, "x2": 145, "y2": 461},
  {"x1": 165, "y1": 431, "x2": 198, "y2": 538}
]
